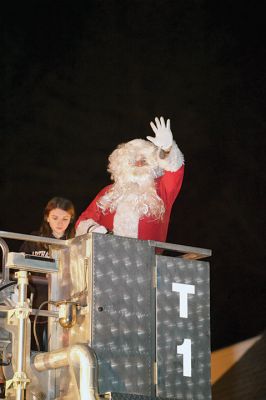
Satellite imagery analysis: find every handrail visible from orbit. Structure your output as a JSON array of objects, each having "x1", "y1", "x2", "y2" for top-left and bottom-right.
[
  {"x1": 0, "y1": 230, "x2": 68, "y2": 246},
  {"x1": 0, "y1": 238, "x2": 10, "y2": 282},
  {"x1": 148, "y1": 240, "x2": 212, "y2": 259}
]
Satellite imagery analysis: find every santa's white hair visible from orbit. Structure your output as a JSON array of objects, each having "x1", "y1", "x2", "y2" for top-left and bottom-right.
[{"x1": 97, "y1": 139, "x2": 165, "y2": 236}]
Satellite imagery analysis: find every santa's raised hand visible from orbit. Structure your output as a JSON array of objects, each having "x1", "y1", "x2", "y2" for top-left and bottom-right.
[{"x1": 147, "y1": 116, "x2": 173, "y2": 151}]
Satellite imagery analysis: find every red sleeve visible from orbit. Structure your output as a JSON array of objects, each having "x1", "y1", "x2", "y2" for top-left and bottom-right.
[
  {"x1": 75, "y1": 185, "x2": 111, "y2": 228},
  {"x1": 158, "y1": 164, "x2": 184, "y2": 207}
]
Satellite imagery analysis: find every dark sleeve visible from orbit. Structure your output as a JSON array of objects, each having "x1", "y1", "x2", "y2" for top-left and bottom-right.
[
  {"x1": 20, "y1": 240, "x2": 33, "y2": 253},
  {"x1": 19, "y1": 231, "x2": 42, "y2": 254}
]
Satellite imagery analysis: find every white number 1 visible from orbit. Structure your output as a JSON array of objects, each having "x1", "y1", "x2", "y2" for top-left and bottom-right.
[{"x1": 177, "y1": 339, "x2": 192, "y2": 377}]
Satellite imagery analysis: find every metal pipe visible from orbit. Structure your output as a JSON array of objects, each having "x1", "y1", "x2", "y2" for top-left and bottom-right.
[
  {"x1": 0, "y1": 305, "x2": 58, "y2": 318},
  {"x1": 148, "y1": 239, "x2": 212, "y2": 259},
  {"x1": 70, "y1": 345, "x2": 99, "y2": 400},
  {"x1": 17, "y1": 272, "x2": 28, "y2": 373},
  {"x1": 33, "y1": 344, "x2": 99, "y2": 400},
  {"x1": 0, "y1": 237, "x2": 10, "y2": 282},
  {"x1": 15, "y1": 271, "x2": 29, "y2": 400},
  {"x1": 0, "y1": 230, "x2": 67, "y2": 246}
]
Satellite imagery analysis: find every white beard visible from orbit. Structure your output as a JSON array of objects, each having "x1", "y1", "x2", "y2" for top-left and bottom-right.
[
  {"x1": 113, "y1": 199, "x2": 140, "y2": 238},
  {"x1": 97, "y1": 168, "x2": 165, "y2": 238}
]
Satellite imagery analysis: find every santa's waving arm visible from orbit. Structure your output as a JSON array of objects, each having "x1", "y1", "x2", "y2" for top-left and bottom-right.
[
  {"x1": 147, "y1": 116, "x2": 184, "y2": 171},
  {"x1": 147, "y1": 116, "x2": 184, "y2": 204}
]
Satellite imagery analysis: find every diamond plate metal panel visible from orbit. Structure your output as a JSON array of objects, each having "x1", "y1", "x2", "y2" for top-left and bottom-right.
[
  {"x1": 91, "y1": 234, "x2": 156, "y2": 396},
  {"x1": 156, "y1": 256, "x2": 211, "y2": 400}
]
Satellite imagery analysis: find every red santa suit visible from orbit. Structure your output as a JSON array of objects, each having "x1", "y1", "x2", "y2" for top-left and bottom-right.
[{"x1": 76, "y1": 138, "x2": 184, "y2": 242}]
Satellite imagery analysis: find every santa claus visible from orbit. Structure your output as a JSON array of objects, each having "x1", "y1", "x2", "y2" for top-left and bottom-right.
[{"x1": 76, "y1": 117, "x2": 184, "y2": 242}]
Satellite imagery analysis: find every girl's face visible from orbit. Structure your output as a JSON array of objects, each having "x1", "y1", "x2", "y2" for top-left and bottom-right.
[{"x1": 47, "y1": 208, "x2": 72, "y2": 237}]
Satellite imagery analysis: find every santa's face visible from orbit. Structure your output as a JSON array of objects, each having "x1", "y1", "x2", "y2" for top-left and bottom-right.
[
  {"x1": 108, "y1": 139, "x2": 159, "y2": 186},
  {"x1": 133, "y1": 157, "x2": 147, "y2": 167}
]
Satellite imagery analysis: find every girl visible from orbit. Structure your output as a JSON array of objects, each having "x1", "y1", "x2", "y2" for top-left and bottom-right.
[
  {"x1": 19, "y1": 197, "x2": 76, "y2": 351},
  {"x1": 20, "y1": 196, "x2": 75, "y2": 257}
]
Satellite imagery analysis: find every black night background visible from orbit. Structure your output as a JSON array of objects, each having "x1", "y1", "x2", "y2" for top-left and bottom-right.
[{"x1": 1, "y1": 1, "x2": 265, "y2": 351}]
